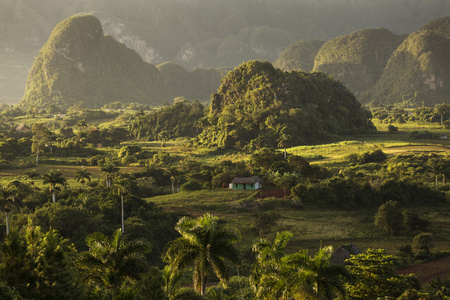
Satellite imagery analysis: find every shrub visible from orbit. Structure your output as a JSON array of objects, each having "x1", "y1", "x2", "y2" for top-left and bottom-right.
[
  {"x1": 180, "y1": 179, "x2": 203, "y2": 192},
  {"x1": 251, "y1": 211, "x2": 281, "y2": 235},
  {"x1": 412, "y1": 232, "x2": 434, "y2": 252},
  {"x1": 374, "y1": 200, "x2": 403, "y2": 235},
  {"x1": 402, "y1": 210, "x2": 430, "y2": 232},
  {"x1": 388, "y1": 125, "x2": 398, "y2": 132}
]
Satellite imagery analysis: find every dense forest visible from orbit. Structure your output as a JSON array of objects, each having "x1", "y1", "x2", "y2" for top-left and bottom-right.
[{"x1": 0, "y1": 98, "x2": 448, "y2": 298}]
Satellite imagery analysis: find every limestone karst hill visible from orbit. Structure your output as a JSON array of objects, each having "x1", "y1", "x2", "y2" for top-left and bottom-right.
[
  {"x1": 368, "y1": 16, "x2": 450, "y2": 107},
  {"x1": 198, "y1": 60, "x2": 375, "y2": 149},
  {"x1": 20, "y1": 14, "x2": 221, "y2": 109},
  {"x1": 279, "y1": 17, "x2": 450, "y2": 107}
]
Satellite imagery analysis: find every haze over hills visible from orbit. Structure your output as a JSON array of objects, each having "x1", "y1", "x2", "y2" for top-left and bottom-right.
[
  {"x1": 368, "y1": 17, "x2": 450, "y2": 107},
  {"x1": 2, "y1": 0, "x2": 450, "y2": 104},
  {"x1": 20, "y1": 15, "x2": 221, "y2": 108},
  {"x1": 312, "y1": 28, "x2": 406, "y2": 102},
  {"x1": 278, "y1": 17, "x2": 450, "y2": 107}
]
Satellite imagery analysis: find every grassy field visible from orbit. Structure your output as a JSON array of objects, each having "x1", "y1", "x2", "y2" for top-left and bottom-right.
[{"x1": 146, "y1": 188, "x2": 450, "y2": 256}]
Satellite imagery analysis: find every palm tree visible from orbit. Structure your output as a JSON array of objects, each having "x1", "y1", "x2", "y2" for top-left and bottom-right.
[
  {"x1": 163, "y1": 213, "x2": 241, "y2": 295},
  {"x1": 42, "y1": 170, "x2": 66, "y2": 203},
  {"x1": 74, "y1": 167, "x2": 92, "y2": 190},
  {"x1": 100, "y1": 163, "x2": 119, "y2": 188},
  {"x1": 282, "y1": 246, "x2": 353, "y2": 300},
  {"x1": 162, "y1": 265, "x2": 184, "y2": 299},
  {"x1": 250, "y1": 231, "x2": 294, "y2": 299},
  {"x1": 0, "y1": 186, "x2": 23, "y2": 235},
  {"x1": 165, "y1": 167, "x2": 181, "y2": 194},
  {"x1": 113, "y1": 175, "x2": 131, "y2": 233},
  {"x1": 428, "y1": 157, "x2": 444, "y2": 190},
  {"x1": 78, "y1": 229, "x2": 150, "y2": 294},
  {"x1": 250, "y1": 233, "x2": 352, "y2": 300},
  {"x1": 277, "y1": 133, "x2": 292, "y2": 160}
]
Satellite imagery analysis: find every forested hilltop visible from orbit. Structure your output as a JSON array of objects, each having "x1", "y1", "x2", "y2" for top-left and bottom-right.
[
  {"x1": 2, "y1": 0, "x2": 450, "y2": 104},
  {"x1": 19, "y1": 15, "x2": 222, "y2": 109},
  {"x1": 278, "y1": 17, "x2": 450, "y2": 107},
  {"x1": 198, "y1": 61, "x2": 375, "y2": 149}
]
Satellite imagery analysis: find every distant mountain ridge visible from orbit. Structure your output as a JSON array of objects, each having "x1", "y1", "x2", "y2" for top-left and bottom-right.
[
  {"x1": 1, "y1": 0, "x2": 450, "y2": 104},
  {"x1": 20, "y1": 15, "x2": 221, "y2": 108},
  {"x1": 277, "y1": 17, "x2": 450, "y2": 107}
]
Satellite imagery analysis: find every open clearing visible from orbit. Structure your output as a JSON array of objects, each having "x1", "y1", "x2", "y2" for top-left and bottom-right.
[{"x1": 397, "y1": 256, "x2": 450, "y2": 284}]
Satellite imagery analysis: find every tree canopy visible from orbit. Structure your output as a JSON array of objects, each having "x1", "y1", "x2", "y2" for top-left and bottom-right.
[{"x1": 199, "y1": 61, "x2": 375, "y2": 149}]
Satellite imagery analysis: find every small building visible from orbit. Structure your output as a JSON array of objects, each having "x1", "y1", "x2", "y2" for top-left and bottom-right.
[
  {"x1": 440, "y1": 134, "x2": 448, "y2": 139},
  {"x1": 229, "y1": 176, "x2": 263, "y2": 190},
  {"x1": 16, "y1": 124, "x2": 30, "y2": 132}
]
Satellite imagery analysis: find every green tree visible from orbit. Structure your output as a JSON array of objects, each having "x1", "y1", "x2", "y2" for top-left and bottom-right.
[
  {"x1": 345, "y1": 249, "x2": 419, "y2": 300},
  {"x1": 100, "y1": 163, "x2": 120, "y2": 188},
  {"x1": 166, "y1": 166, "x2": 182, "y2": 194},
  {"x1": 374, "y1": 200, "x2": 403, "y2": 235},
  {"x1": 114, "y1": 175, "x2": 131, "y2": 233},
  {"x1": 412, "y1": 232, "x2": 434, "y2": 252},
  {"x1": 283, "y1": 246, "x2": 352, "y2": 300},
  {"x1": 250, "y1": 231, "x2": 295, "y2": 299},
  {"x1": 135, "y1": 267, "x2": 168, "y2": 300},
  {"x1": 435, "y1": 103, "x2": 448, "y2": 126},
  {"x1": 0, "y1": 227, "x2": 83, "y2": 300},
  {"x1": 74, "y1": 167, "x2": 91, "y2": 190},
  {"x1": 162, "y1": 265, "x2": 184, "y2": 299},
  {"x1": 269, "y1": 171, "x2": 298, "y2": 199},
  {"x1": 163, "y1": 213, "x2": 241, "y2": 295},
  {"x1": 250, "y1": 232, "x2": 351, "y2": 299},
  {"x1": 42, "y1": 170, "x2": 66, "y2": 203},
  {"x1": 428, "y1": 157, "x2": 446, "y2": 190},
  {"x1": 78, "y1": 229, "x2": 150, "y2": 295},
  {"x1": 0, "y1": 185, "x2": 23, "y2": 235},
  {"x1": 31, "y1": 123, "x2": 51, "y2": 167}
]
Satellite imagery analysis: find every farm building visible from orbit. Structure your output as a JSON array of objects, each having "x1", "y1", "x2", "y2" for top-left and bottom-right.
[
  {"x1": 16, "y1": 124, "x2": 30, "y2": 132},
  {"x1": 229, "y1": 176, "x2": 263, "y2": 190}
]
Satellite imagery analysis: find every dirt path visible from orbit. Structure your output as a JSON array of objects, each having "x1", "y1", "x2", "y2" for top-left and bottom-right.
[{"x1": 396, "y1": 256, "x2": 450, "y2": 285}]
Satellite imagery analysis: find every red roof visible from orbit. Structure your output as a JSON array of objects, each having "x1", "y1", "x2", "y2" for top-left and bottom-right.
[{"x1": 231, "y1": 176, "x2": 263, "y2": 184}]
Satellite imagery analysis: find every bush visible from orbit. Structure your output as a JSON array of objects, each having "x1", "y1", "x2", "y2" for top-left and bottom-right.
[
  {"x1": 180, "y1": 179, "x2": 203, "y2": 192},
  {"x1": 402, "y1": 210, "x2": 430, "y2": 232},
  {"x1": 388, "y1": 125, "x2": 398, "y2": 132},
  {"x1": 412, "y1": 232, "x2": 434, "y2": 252},
  {"x1": 251, "y1": 211, "x2": 281, "y2": 235},
  {"x1": 357, "y1": 149, "x2": 387, "y2": 164},
  {"x1": 374, "y1": 200, "x2": 403, "y2": 235}
]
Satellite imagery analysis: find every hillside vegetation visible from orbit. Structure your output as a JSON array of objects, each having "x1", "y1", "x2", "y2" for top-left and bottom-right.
[
  {"x1": 368, "y1": 17, "x2": 450, "y2": 107},
  {"x1": 273, "y1": 39, "x2": 325, "y2": 72},
  {"x1": 282, "y1": 17, "x2": 450, "y2": 107},
  {"x1": 312, "y1": 28, "x2": 405, "y2": 100},
  {"x1": 199, "y1": 60, "x2": 375, "y2": 149}
]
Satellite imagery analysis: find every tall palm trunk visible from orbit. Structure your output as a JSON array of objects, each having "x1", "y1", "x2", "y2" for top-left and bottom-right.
[
  {"x1": 201, "y1": 275, "x2": 207, "y2": 296},
  {"x1": 52, "y1": 189, "x2": 56, "y2": 203},
  {"x1": 436, "y1": 175, "x2": 439, "y2": 190},
  {"x1": 5, "y1": 211, "x2": 10, "y2": 235},
  {"x1": 121, "y1": 194, "x2": 124, "y2": 233}
]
